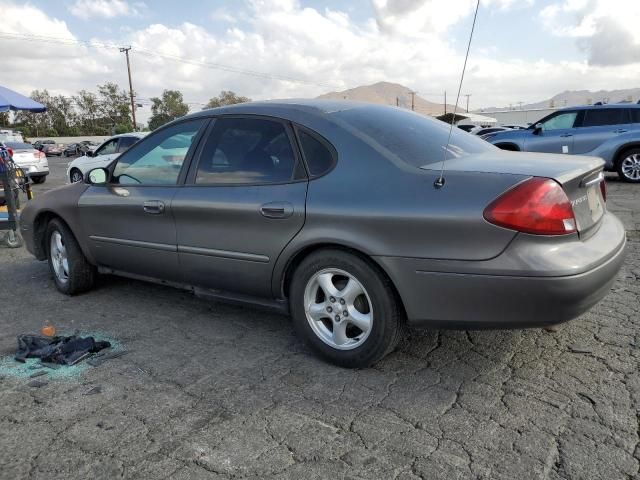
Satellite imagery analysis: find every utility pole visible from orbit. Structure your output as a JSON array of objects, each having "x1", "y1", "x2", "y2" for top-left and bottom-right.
[
  {"x1": 444, "y1": 91, "x2": 447, "y2": 115},
  {"x1": 409, "y1": 91, "x2": 416, "y2": 111},
  {"x1": 463, "y1": 94, "x2": 472, "y2": 113},
  {"x1": 396, "y1": 96, "x2": 399, "y2": 107},
  {"x1": 119, "y1": 46, "x2": 137, "y2": 131}
]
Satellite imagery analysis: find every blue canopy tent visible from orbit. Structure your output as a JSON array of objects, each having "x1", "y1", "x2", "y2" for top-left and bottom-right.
[{"x1": 0, "y1": 85, "x2": 46, "y2": 113}]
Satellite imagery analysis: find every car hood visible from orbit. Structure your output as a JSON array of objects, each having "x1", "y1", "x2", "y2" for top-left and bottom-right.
[{"x1": 420, "y1": 150, "x2": 604, "y2": 185}]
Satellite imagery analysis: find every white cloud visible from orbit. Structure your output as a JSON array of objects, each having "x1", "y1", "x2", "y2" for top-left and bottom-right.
[
  {"x1": 540, "y1": 0, "x2": 640, "y2": 65},
  {"x1": 69, "y1": 0, "x2": 145, "y2": 20},
  {"x1": 1, "y1": 0, "x2": 639, "y2": 125}
]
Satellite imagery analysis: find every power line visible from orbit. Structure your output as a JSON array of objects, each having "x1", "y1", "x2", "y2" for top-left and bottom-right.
[{"x1": 0, "y1": 31, "x2": 336, "y2": 89}]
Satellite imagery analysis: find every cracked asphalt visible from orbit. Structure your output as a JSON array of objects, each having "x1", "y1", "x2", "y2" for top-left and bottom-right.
[{"x1": 0, "y1": 156, "x2": 638, "y2": 479}]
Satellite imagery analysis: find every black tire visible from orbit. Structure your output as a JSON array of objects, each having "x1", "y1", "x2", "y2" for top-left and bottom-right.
[
  {"x1": 70, "y1": 169, "x2": 83, "y2": 183},
  {"x1": 616, "y1": 148, "x2": 640, "y2": 183},
  {"x1": 289, "y1": 249, "x2": 405, "y2": 368},
  {"x1": 31, "y1": 176, "x2": 46, "y2": 184},
  {"x1": 46, "y1": 218, "x2": 96, "y2": 295}
]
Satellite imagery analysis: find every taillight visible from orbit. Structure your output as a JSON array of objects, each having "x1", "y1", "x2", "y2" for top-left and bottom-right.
[
  {"x1": 6, "y1": 147, "x2": 13, "y2": 157},
  {"x1": 484, "y1": 177, "x2": 576, "y2": 235},
  {"x1": 600, "y1": 179, "x2": 607, "y2": 203},
  {"x1": 34, "y1": 150, "x2": 45, "y2": 159}
]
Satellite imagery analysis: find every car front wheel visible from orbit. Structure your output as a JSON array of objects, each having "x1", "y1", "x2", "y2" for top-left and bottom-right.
[
  {"x1": 46, "y1": 218, "x2": 96, "y2": 295},
  {"x1": 70, "y1": 169, "x2": 83, "y2": 183},
  {"x1": 617, "y1": 148, "x2": 640, "y2": 183},
  {"x1": 290, "y1": 249, "x2": 404, "y2": 368}
]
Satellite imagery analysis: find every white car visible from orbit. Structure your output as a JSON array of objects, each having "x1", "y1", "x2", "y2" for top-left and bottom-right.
[
  {"x1": 2, "y1": 141, "x2": 49, "y2": 184},
  {"x1": 66, "y1": 132, "x2": 147, "y2": 183}
]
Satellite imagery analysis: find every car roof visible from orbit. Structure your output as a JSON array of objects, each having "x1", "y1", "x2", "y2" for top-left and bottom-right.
[
  {"x1": 185, "y1": 99, "x2": 396, "y2": 121},
  {"x1": 557, "y1": 103, "x2": 640, "y2": 112},
  {"x1": 109, "y1": 132, "x2": 148, "y2": 139}
]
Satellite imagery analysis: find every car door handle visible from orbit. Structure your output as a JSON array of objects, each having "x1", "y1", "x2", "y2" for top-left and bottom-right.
[
  {"x1": 614, "y1": 129, "x2": 628, "y2": 134},
  {"x1": 260, "y1": 202, "x2": 293, "y2": 219},
  {"x1": 560, "y1": 133, "x2": 573, "y2": 138},
  {"x1": 143, "y1": 200, "x2": 165, "y2": 214}
]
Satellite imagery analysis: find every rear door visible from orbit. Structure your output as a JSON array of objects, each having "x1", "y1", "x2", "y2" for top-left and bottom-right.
[
  {"x1": 572, "y1": 108, "x2": 630, "y2": 154},
  {"x1": 173, "y1": 116, "x2": 307, "y2": 298},
  {"x1": 77, "y1": 119, "x2": 208, "y2": 281},
  {"x1": 524, "y1": 110, "x2": 579, "y2": 154}
]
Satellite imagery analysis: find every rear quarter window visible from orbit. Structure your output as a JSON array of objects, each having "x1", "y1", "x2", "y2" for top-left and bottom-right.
[
  {"x1": 296, "y1": 128, "x2": 335, "y2": 177},
  {"x1": 630, "y1": 109, "x2": 640, "y2": 124}
]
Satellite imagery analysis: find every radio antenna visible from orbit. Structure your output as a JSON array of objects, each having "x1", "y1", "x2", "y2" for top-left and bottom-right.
[{"x1": 434, "y1": 0, "x2": 480, "y2": 189}]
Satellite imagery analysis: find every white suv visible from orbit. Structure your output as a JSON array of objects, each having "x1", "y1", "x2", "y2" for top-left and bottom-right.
[{"x1": 66, "y1": 132, "x2": 147, "y2": 183}]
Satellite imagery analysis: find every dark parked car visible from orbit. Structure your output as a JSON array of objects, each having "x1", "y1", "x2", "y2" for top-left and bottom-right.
[
  {"x1": 487, "y1": 104, "x2": 640, "y2": 182},
  {"x1": 34, "y1": 140, "x2": 62, "y2": 156},
  {"x1": 20, "y1": 101, "x2": 626, "y2": 367}
]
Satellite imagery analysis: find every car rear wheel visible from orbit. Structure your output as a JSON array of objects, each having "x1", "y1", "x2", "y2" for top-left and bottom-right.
[
  {"x1": 617, "y1": 148, "x2": 640, "y2": 183},
  {"x1": 46, "y1": 218, "x2": 96, "y2": 295},
  {"x1": 289, "y1": 249, "x2": 404, "y2": 368},
  {"x1": 70, "y1": 169, "x2": 83, "y2": 183}
]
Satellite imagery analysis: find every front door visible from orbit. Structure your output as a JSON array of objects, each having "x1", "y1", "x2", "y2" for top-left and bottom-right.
[
  {"x1": 524, "y1": 110, "x2": 579, "y2": 154},
  {"x1": 173, "y1": 116, "x2": 307, "y2": 298},
  {"x1": 78, "y1": 118, "x2": 208, "y2": 281}
]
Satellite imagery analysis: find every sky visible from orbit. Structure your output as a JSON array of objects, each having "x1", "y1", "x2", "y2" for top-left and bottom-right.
[{"x1": 1, "y1": 0, "x2": 639, "y2": 123}]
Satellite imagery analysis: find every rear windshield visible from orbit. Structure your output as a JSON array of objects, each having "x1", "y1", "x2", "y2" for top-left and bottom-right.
[
  {"x1": 331, "y1": 105, "x2": 493, "y2": 168},
  {"x1": 4, "y1": 142, "x2": 33, "y2": 149}
]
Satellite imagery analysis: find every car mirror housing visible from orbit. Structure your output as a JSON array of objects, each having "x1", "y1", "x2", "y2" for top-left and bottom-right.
[
  {"x1": 86, "y1": 150, "x2": 95, "y2": 157},
  {"x1": 533, "y1": 123, "x2": 543, "y2": 135},
  {"x1": 87, "y1": 168, "x2": 108, "y2": 185}
]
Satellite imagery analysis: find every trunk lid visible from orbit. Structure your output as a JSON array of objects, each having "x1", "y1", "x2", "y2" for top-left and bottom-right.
[{"x1": 421, "y1": 151, "x2": 606, "y2": 234}]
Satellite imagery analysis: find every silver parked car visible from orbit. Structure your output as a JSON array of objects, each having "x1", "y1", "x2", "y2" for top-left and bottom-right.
[{"x1": 20, "y1": 101, "x2": 626, "y2": 367}]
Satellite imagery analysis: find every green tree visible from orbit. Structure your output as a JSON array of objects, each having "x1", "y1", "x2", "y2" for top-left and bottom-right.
[
  {"x1": 204, "y1": 90, "x2": 251, "y2": 109},
  {"x1": 13, "y1": 90, "x2": 55, "y2": 137},
  {"x1": 148, "y1": 90, "x2": 189, "y2": 130},
  {"x1": 73, "y1": 90, "x2": 100, "y2": 135},
  {"x1": 0, "y1": 112, "x2": 10, "y2": 127},
  {"x1": 96, "y1": 82, "x2": 132, "y2": 134}
]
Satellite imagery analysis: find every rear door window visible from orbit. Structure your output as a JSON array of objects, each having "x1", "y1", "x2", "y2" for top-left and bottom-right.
[
  {"x1": 629, "y1": 109, "x2": 640, "y2": 124},
  {"x1": 195, "y1": 117, "x2": 300, "y2": 185},
  {"x1": 117, "y1": 136, "x2": 139, "y2": 153},
  {"x1": 581, "y1": 109, "x2": 625, "y2": 127}
]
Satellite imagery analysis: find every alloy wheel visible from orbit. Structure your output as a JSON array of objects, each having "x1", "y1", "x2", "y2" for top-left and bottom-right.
[
  {"x1": 621, "y1": 154, "x2": 640, "y2": 181},
  {"x1": 303, "y1": 268, "x2": 373, "y2": 350},
  {"x1": 71, "y1": 170, "x2": 83, "y2": 183},
  {"x1": 50, "y1": 231, "x2": 69, "y2": 284}
]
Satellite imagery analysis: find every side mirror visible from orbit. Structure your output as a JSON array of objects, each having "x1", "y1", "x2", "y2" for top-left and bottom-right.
[
  {"x1": 86, "y1": 150, "x2": 95, "y2": 157},
  {"x1": 533, "y1": 123, "x2": 543, "y2": 135},
  {"x1": 87, "y1": 168, "x2": 108, "y2": 185}
]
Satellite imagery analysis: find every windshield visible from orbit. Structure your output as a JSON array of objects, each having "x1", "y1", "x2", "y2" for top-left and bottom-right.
[{"x1": 331, "y1": 105, "x2": 493, "y2": 168}]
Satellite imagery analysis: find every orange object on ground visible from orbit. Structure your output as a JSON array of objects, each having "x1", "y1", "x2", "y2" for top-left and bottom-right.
[{"x1": 40, "y1": 325, "x2": 56, "y2": 337}]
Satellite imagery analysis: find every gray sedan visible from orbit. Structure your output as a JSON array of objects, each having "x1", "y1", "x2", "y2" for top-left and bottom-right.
[{"x1": 19, "y1": 100, "x2": 626, "y2": 367}]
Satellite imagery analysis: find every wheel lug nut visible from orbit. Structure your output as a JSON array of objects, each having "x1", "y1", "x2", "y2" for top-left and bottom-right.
[
  {"x1": 343, "y1": 310, "x2": 348, "y2": 317},
  {"x1": 339, "y1": 299, "x2": 345, "y2": 305},
  {"x1": 327, "y1": 306, "x2": 333, "y2": 313},
  {"x1": 335, "y1": 315, "x2": 341, "y2": 322},
  {"x1": 329, "y1": 297, "x2": 336, "y2": 303}
]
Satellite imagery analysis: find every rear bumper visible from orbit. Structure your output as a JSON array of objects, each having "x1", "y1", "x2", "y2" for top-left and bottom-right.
[{"x1": 376, "y1": 213, "x2": 627, "y2": 328}]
